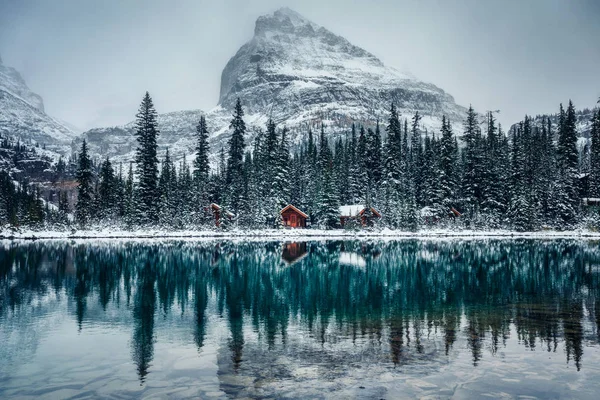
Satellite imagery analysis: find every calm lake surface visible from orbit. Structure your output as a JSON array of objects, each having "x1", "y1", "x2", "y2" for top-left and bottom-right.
[{"x1": 1, "y1": 239, "x2": 600, "y2": 399}]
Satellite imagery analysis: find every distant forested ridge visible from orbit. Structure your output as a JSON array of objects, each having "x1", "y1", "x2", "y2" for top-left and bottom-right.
[{"x1": 2, "y1": 93, "x2": 600, "y2": 232}]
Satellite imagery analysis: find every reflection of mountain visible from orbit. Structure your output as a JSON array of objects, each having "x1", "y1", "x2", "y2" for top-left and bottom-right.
[{"x1": 1, "y1": 239, "x2": 600, "y2": 393}]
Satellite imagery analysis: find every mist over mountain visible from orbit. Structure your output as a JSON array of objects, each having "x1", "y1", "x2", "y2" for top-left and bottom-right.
[
  {"x1": 78, "y1": 7, "x2": 468, "y2": 163},
  {"x1": 0, "y1": 54, "x2": 76, "y2": 156}
]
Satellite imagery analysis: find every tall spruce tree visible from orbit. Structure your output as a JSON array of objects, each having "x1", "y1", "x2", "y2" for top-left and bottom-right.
[
  {"x1": 480, "y1": 112, "x2": 504, "y2": 226},
  {"x1": 134, "y1": 92, "x2": 160, "y2": 225},
  {"x1": 411, "y1": 112, "x2": 423, "y2": 205},
  {"x1": 75, "y1": 139, "x2": 94, "y2": 227},
  {"x1": 158, "y1": 149, "x2": 176, "y2": 227},
  {"x1": 439, "y1": 116, "x2": 457, "y2": 211},
  {"x1": 225, "y1": 98, "x2": 247, "y2": 218},
  {"x1": 193, "y1": 116, "x2": 211, "y2": 224},
  {"x1": 555, "y1": 101, "x2": 580, "y2": 228},
  {"x1": 590, "y1": 108, "x2": 600, "y2": 197},
  {"x1": 381, "y1": 104, "x2": 402, "y2": 227},
  {"x1": 97, "y1": 157, "x2": 117, "y2": 222},
  {"x1": 347, "y1": 124, "x2": 361, "y2": 203},
  {"x1": 461, "y1": 105, "x2": 483, "y2": 223},
  {"x1": 316, "y1": 124, "x2": 339, "y2": 228}
]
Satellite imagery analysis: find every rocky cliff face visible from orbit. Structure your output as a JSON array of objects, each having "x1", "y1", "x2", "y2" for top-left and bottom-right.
[
  {"x1": 79, "y1": 7, "x2": 468, "y2": 164},
  {"x1": 219, "y1": 8, "x2": 465, "y2": 125},
  {"x1": 0, "y1": 55, "x2": 76, "y2": 155}
]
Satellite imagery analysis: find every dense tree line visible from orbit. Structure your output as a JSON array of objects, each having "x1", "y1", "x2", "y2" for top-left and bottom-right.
[
  {"x1": 0, "y1": 134, "x2": 73, "y2": 229},
  {"x1": 3, "y1": 93, "x2": 600, "y2": 232}
]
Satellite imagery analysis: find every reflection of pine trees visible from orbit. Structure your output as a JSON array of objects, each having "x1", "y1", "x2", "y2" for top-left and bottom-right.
[
  {"x1": 2, "y1": 239, "x2": 600, "y2": 379},
  {"x1": 73, "y1": 251, "x2": 91, "y2": 331},
  {"x1": 561, "y1": 299, "x2": 584, "y2": 371},
  {"x1": 194, "y1": 274, "x2": 209, "y2": 351},
  {"x1": 131, "y1": 259, "x2": 157, "y2": 383}
]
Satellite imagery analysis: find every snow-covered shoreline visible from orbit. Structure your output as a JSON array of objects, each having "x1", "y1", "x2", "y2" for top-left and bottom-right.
[{"x1": 2, "y1": 228, "x2": 600, "y2": 241}]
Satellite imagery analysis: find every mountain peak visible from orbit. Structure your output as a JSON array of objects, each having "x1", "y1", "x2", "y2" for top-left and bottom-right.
[
  {"x1": 254, "y1": 7, "x2": 319, "y2": 37},
  {"x1": 0, "y1": 58, "x2": 45, "y2": 113}
]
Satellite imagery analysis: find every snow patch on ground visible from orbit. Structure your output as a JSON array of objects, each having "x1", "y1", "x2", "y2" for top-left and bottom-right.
[{"x1": 2, "y1": 227, "x2": 600, "y2": 240}]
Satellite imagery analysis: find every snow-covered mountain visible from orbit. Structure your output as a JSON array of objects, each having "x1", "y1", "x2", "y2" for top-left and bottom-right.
[
  {"x1": 509, "y1": 107, "x2": 596, "y2": 138},
  {"x1": 0, "y1": 54, "x2": 77, "y2": 156},
  {"x1": 79, "y1": 7, "x2": 468, "y2": 163}
]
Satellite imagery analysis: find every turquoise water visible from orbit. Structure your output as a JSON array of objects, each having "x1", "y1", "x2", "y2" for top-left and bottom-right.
[{"x1": 1, "y1": 239, "x2": 600, "y2": 399}]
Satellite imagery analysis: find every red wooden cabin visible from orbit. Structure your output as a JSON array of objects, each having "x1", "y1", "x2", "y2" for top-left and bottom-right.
[
  {"x1": 339, "y1": 204, "x2": 381, "y2": 227},
  {"x1": 210, "y1": 203, "x2": 234, "y2": 227},
  {"x1": 280, "y1": 205, "x2": 308, "y2": 228}
]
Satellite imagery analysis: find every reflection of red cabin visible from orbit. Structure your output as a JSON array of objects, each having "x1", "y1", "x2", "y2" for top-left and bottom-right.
[
  {"x1": 280, "y1": 205, "x2": 308, "y2": 228},
  {"x1": 281, "y1": 242, "x2": 308, "y2": 264},
  {"x1": 211, "y1": 203, "x2": 234, "y2": 227},
  {"x1": 339, "y1": 205, "x2": 381, "y2": 227}
]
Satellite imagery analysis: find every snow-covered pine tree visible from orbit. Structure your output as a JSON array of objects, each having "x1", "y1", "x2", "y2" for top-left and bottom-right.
[
  {"x1": 304, "y1": 127, "x2": 319, "y2": 223},
  {"x1": 411, "y1": 112, "x2": 423, "y2": 206},
  {"x1": 507, "y1": 125, "x2": 532, "y2": 231},
  {"x1": 555, "y1": 101, "x2": 580, "y2": 228},
  {"x1": 193, "y1": 116, "x2": 211, "y2": 226},
  {"x1": 347, "y1": 124, "x2": 361, "y2": 203},
  {"x1": 461, "y1": 105, "x2": 484, "y2": 225},
  {"x1": 334, "y1": 137, "x2": 348, "y2": 204},
  {"x1": 381, "y1": 104, "x2": 402, "y2": 227},
  {"x1": 180, "y1": 154, "x2": 196, "y2": 227},
  {"x1": 369, "y1": 122, "x2": 383, "y2": 186},
  {"x1": 210, "y1": 146, "x2": 227, "y2": 207},
  {"x1": 289, "y1": 151, "x2": 304, "y2": 207},
  {"x1": 316, "y1": 125, "x2": 339, "y2": 228},
  {"x1": 357, "y1": 126, "x2": 370, "y2": 198},
  {"x1": 590, "y1": 108, "x2": 600, "y2": 198},
  {"x1": 480, "y1": 112, "x2": 504, "y2": 227},
  {"x1": 238, "y1": 151, "x2": 255, "y2": 228},
  {"x1": 420, "y1": 131, "x2": 444, "y2": 219},
  {"x1": 134, "y1": 92, "x2": 160, "y2": 225},
  {"x1": 75, "y1": 139, "x2": 94, "y2": 227},
  {"x1": 97, "y1": 157, "x2": 117, "y2": 223},
  {"x1": 273, "y1": 127, "x2": 291, "y2": 217},
  {"x1": 225, "y1": 98, "x2": 247, "y2": 219},
  {"x1": 123, "y1": 162, "x2": 135, "y2": 227},
  {"x1": 537, "y1": 117, "x2": 555, "y2": 225},
  {"x1": 259, "y1": 119, "x2": 286, "y2": 225},
  {"x1": 158, "y1": 149, "x2": 176, "y2": 227},
  {"x1": 439, "y1": 116, "x2": 458, "y2": 212},
  {"x1": 115, "y1": 163, "x2": 126, "y2": 219},
  {"x1": 58, "y1": 190, "x2": 69, "y2": 224}
]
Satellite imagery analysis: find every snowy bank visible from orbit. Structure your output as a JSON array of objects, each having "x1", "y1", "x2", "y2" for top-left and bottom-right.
[{"x1": 2, "y1": 227, "x2": 600, "y2": 240}]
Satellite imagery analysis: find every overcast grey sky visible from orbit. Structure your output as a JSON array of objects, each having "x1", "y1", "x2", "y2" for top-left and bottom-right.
[{"x1": 1, "y1": 0, "x2": 599, "y2": 130}]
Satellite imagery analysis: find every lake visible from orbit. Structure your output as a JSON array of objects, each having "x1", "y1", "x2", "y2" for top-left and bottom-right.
[{"x1": 1, "y1": 239, "x2": 600, "y2": 399}]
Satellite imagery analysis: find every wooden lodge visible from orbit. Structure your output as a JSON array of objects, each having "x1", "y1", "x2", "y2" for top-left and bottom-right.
[
  {"x1": 339, "y1": 204, "x2": 381, "y2": 227},
  {"x1": 210, "y1": 203, "x2": 234, "y2": 227},
  {"x1": 280, "y1": 205, "x2": 308, "y2": 228}
]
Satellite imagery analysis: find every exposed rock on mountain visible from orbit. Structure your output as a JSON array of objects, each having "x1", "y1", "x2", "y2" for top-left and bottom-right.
[{"x1": 79, "y1": 7, "x2": 468, "y2": 163}]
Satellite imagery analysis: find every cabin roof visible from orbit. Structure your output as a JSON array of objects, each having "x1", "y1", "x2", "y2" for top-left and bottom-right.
[
  {"x1": 583, "y1": 198, "x2": 600, "y2": 206},
  {"x1": 211, "y1": 203, "x2": 235, "y2": 217},
  {"x1": 280, "y1": 204, "x2": 309, "y2": 218},
  {"x1": 339, "y1": 204, "x2": 381, "y2": 218},
  {"x1": 450, "y1": 207, "x2": 462, "y2": 217}
]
